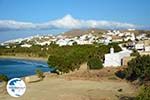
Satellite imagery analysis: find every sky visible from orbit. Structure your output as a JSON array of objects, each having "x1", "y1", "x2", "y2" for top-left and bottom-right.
[{"x1": 0, "y1": 0, "x2": 150, "y2": 42}]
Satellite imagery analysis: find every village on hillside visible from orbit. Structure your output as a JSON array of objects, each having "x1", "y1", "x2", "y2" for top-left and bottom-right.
[{"x1": 0, "y1": 29, "x2": 150, "y2": 68}]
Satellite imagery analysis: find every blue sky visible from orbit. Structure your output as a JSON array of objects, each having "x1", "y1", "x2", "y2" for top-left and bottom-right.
[{"x1": 0, "y1": 0, "x2": 150, "y2": 42}]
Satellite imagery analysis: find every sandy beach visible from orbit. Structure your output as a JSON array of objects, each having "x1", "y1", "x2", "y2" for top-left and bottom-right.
[{"x1": 0, "y1": 55, "x2": 47, "y2": 62}]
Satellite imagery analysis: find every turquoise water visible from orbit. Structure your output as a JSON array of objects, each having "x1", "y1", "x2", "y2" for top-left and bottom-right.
[{"x1": 0, "y1": 58, "x2": 53, "y2": 79}]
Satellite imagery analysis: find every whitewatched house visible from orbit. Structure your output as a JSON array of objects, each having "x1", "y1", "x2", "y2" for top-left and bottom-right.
[
  {"x1": 145, "y1": 46, "x2": 150, "y2": 51},
  {"x1": 56, "y1": 39, "x2": 75, "y2": 46},
  {"x1": 36, "y1": 41, "x2": 51, "y2": 46},
  {"x1": 100, "y1": 35, "x2": 112, "y2": 45},
  {"x1": 135, "y1": 42, "x2": 144, "y2": 51},
  {"x1": 104, "y1": 48, "x2": 132, "y2": 67},
  {"x1": 56, "y1": 39, "x2": 69, "y2": 46},
  {"x1": 20, "y1": 44, "x2": 32, "y2": 48},
  {"x1": 136, "y1": 34, "x2": 146, "y2": 40},
  {"x1": 124, "y1": 33, "x2": 135, "y2": 41}
]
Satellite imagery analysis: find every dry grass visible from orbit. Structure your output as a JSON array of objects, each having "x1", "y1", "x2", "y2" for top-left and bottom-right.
[{"x1": 0, "y1": 67, "x2": 137, "y2": 100}]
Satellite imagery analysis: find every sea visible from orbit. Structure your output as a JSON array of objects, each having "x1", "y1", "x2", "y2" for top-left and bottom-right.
[{"x1": 0, "y1": 58, "x2": 53, "y2": 79}]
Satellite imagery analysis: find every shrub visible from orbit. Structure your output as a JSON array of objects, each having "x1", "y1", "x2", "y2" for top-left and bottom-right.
[
  {"x1": 125, "y1": 55, "x2": 150, "y2": 81},
  {"x1": 136, "y1": 86, "x2": 150, "y2": 100},
  {"x1": 35, "y1": 69, "x2": 44, "y2": 79},
  {"x1": 0, "y1": 74, "x2": 8, "y2": 82},
  {"x1": 117, "y1": 55, "x2": 150, "y2": 100},
  {"x1": 87, "y1": 57, "x2": 103, "y2": 69}
]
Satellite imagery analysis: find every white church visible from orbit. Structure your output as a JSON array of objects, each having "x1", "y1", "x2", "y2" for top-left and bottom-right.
[{"x1": 104, "y1": 48, "x2": 132, "y2": 67}]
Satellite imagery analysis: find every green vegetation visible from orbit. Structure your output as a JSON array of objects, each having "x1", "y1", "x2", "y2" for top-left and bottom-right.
[
  {"x1": 35, "y1": 69, "x2": 44, "y2": 79},
  {"x1": 115, "y1": 55, "x2": 150, "y2": 100},
  {"x1": 108, "y1": 43, "x2": 122, "y2": 52},
  {"x1": 47, "y1": 44, "x2": 121, "y2": 73},
  {"x1": 0, "y1": 74, "x2": 8, "y2": 82},
  {"x1": 0, "y1": 45, "x2": 49, "y2": 58},
  {"x1": 125, "y1": 55, "x2": 150, "y2": 81},
  {"x1": 125, "y1": 55, "x2": 150, "y2": 100},
  {"x1": 115, "y1": 55, "x2": 150, "y2": 82},
  {"x1": 136, "y1": 86, "x2": 150, "y2": 100},
  {"x1": 47, "y1": 45, "x2": 97, "y2": 73},
  {"x1": 0, "y1": 43, "x2": 121, "y2": 74},
  {"x1": 87, "y1": 57, "x2": 103, "y2": 69}
]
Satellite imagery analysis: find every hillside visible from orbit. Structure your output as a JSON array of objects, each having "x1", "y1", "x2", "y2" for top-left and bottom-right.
[
  {"x1": 62, "y1": 28, "x2": 107, "y2": 38},
  {"x1": 62, "y1": 28, "x2": 150, "y2": 38}
]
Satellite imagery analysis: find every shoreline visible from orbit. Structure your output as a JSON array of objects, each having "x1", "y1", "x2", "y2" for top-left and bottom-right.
[
  {"x1": 0, "y1": 55, "x2": 47, "y2": 62},
  {"x1": 0, "y1": 55, "x2": 51, "y2": 80}
]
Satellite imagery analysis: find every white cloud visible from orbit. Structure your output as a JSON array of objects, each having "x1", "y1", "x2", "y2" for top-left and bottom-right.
[
  {"x1": 50, "y1": 14, "x2": 81, "y2": 29},
  {"x1": 0, "y1": 14, "x2": 138, "y2": 31},
  {"x1": 0, "y1": 20, "x2": 36, "y2": 30}
]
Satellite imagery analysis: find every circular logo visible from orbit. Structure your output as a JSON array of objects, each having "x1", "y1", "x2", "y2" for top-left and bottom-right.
[{"x1": 7, "y1": 78, "x2": 26, "y2": 97}]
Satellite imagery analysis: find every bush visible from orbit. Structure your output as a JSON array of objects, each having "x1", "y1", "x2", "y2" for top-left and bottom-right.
[
  {"x1": 125, "y1": 55, "x2": 150, "y2": 81},
  {"x1": 136, "y1": 86, "x2": 150, "y2": 100},
  {"x1": 119, "y1": 55, "x2": 150, "y2": 100},
  {"x1": 35, "y1": 69, "x2": 44, "y2": 79},
  {"x1": 87, "y1": 57, "x2": 103, "y2": 69},
  {"x1": 0, "y1": 74, "x2": 8, "y2": 82}
]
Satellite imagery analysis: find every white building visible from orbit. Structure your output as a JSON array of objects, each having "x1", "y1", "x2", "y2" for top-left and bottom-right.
[
  {"x1": 36, "y1": 41, "x2": 51, "y2": 46},
  {"x1": 135, "y1": 43, "x2": 144, "y2": 51},
  {"x1": 128, "y1": 29, "x2": 135, "y2": 31},
  {"x1": 145, "y1": 46, "x2": 150, "y2": 52},
  {"x1": 104, "y1": 48, "x2": 131, "y2": 67},
  {"x1": 56, "y1": 39, "x2": 69, "y2": 46},
  {"x1": 136, "y1": 34, "x2": 146, "y2": 40},
  {"x1": 131, "y1": 33, "x2": 136, "y2": 41},
  {"x1": 20, "y1": 44, "x2": 32, "y2": 48},
  {"x1": 99, "y1": 35, "x2": 112, "y2": 45}
]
